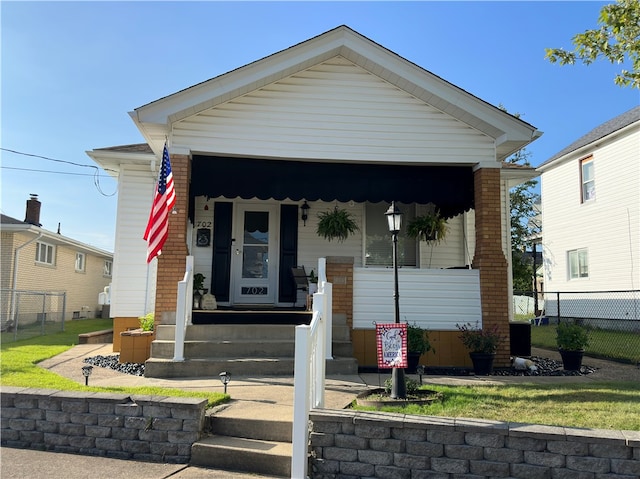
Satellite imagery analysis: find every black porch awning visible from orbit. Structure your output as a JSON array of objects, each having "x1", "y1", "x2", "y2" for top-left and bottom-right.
[{"x1": 191, "y1": 156, "x2": 474, "y2": 219}]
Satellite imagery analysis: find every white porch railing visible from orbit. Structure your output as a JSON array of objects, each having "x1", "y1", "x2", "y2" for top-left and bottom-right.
[
  {"x1": 291, "y1": 258, "x2": 332, "y2": 479},
  {"x1": 173, "y1": 256, "x2": 194, "y2": 361}
]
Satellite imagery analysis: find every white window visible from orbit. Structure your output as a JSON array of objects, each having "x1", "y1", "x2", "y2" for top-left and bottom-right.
[
  {"x1": 568, "y1": 248, "x2": 589, "y2": 279},
  {"x1": 35, "y1": 242, "x2": 55, "y2": 265},
  {"x1": 104, "y1": 260, "x2": 112, "y2": 277},
  {"x1": 581, "y1": 158, "x2": 595, "y2": 202},
  {"x1": 364, "y1": 202, "x2": 416, "y2": 267},
  {"x1": 75, "y1": 252, "x2": 85, "y2": 272}
]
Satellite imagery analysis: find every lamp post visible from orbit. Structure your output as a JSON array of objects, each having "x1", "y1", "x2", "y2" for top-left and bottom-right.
[
  {"x1": 385, "y1": 201, "x2": 406, "y2": 399},
  {"x1": 219, "y1": 371, "x2": 231, "y2": 394},
  {"x1": 81, "y1": 365, "x2": 93, "y2": 386}
]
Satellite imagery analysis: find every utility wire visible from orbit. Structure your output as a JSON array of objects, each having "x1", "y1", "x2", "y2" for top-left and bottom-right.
[
  {"x1": 2, "y1": 166, "x2": 113, "y2": 177},
  {"x1": 1, "y1": 147, "x2": 118, "y2": 197}
]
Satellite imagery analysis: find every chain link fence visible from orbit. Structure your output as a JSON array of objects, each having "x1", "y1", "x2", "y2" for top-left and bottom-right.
[
  {"x1": 514, "y1": 290, "x2": 640, "y2": 364},
  {"x1": 0, "y1": 289, "x2": 66, "y2": 342}
]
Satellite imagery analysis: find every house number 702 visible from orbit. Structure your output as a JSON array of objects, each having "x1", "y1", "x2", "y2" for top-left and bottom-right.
[{"x1": 196, "y1": 221, "x2": 212, "y2": 228}]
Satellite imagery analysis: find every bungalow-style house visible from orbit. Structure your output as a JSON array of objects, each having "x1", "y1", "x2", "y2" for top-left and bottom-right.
[
  {"x1": 88, "y1": 26, "x2": 541, "y2": 375},
  {"x1": 537, "y1": 106, "x2": 639, "y2": 326},
  {"x1": 0, "y1": 195, "x2": 113, "y2": 330}
]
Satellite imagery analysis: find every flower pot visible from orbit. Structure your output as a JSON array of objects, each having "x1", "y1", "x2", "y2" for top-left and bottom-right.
[
  {"x1": 469, "y1": 352, "x2": 495, "y2": 375},
  {"x1": 559, "y1": 349, "x2": 584, "y2": 371},
  {"x1": 407, "y1": 352, "x2": 422, "y2": 373}
]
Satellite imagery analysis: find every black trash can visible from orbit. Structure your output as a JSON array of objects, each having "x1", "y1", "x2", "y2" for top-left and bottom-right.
[{"x1": 509, "y1": 321, "x2": 532, "y2": 356}]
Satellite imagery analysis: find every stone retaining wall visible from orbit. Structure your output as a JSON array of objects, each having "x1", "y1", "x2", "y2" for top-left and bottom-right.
[
  {"x1": 309, "y1": 409, "x2": 640, "y2": 479},
  {"x1": 0, "y1": 387, "x2": 207, "y2": 463}
]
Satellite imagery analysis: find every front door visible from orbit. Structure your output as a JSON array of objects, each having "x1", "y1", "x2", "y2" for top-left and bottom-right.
[{"x1": 232, "y1": 204, "x2": 278, "y2": 304}]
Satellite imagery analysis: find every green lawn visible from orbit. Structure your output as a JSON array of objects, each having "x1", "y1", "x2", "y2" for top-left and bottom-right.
[
  {"x1": 531, "y1": 323, "x2": 640, "y2": 365},
  {"x1": 0, "y1": 318, "x2": 228, "y2": 408}
]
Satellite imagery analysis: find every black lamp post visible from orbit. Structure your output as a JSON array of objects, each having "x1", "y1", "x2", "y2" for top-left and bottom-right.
[
  {"x1": 219, "y1": 371, "x2": 231, "y2": 394},
  {"x1": 81, "y1": 365, "x2": 93, "y2": 386},
  {"x1": 385, "y1": 201, "x2": 406, "y2": 399}
]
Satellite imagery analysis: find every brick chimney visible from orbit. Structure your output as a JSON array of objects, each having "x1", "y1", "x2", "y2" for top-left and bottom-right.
[{"x1": 24, "y1": 194, "x2": 42, "y2": 226}]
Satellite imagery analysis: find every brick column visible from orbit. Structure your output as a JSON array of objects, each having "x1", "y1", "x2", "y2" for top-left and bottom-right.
[
  {"x1": 472, "y1": 168, "x2": 510, "y2": 366},
  {"x1": 154, "y1": 153, "x2": 190, "y2": 325},
  {"x1": 325, "y1": 256, "x2": 354, "y2": 331}
]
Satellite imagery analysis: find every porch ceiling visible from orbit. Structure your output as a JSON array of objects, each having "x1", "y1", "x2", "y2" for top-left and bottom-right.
[{"x1": 191, "y1": 156, "x2": 474, "y2": 218}]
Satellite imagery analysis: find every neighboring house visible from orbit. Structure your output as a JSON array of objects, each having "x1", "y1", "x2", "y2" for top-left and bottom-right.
[
  {"x1": 0, "y1": 195, "x2": 114, "y2": 329},
  {"x1": 537, "y1": 106, "x2": 640, "y2": 324},
  {"x1": 88, "y1": 26, "x2": 541, "y2": 371}
]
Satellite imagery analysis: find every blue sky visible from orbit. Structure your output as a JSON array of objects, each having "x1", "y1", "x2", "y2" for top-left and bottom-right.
[{"x1": 2, "y1": 1, "x2": 638, "y2": 252}]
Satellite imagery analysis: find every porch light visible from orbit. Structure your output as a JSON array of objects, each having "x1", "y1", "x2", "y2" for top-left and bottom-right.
[
  {"x1": 81, "y1": 365, "x2": 93, "y2": 386},
  {"x1": 219, "y1": 371, "x2": 231, "y2": 394},
  {"x1": 385, "y1": 202, "x2": 402, "y2": 233},
  {"x1": 301, "y1": 201, "x2": 310, "y2": 226},
  {"x1": 386, "y1": 201, "x2": 406, "y2": 399}
]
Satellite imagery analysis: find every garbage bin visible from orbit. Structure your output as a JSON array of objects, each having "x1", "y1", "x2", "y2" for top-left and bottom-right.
[{"x1": 509, "y1": 321, "x2": 531, "y2": 356}]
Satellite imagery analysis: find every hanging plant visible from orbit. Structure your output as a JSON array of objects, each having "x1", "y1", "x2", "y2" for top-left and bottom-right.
[
  {"x1": 406, "y1": 211, "x2": 448, "y2": 244},
  {"x1": 316, "y1": 207, "x2": 359, "y2": 242}
]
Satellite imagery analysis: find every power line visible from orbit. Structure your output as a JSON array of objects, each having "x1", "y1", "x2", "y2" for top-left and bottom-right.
[
  {"x1": 1, "y1": 147, "x2": 116, "y2": 172},
  {"x1": 2, "y1": 166, "x2": 113, "y2": 177},
  {"x1": 1, "y1": 147, "x2": 118, "y2": 197}
]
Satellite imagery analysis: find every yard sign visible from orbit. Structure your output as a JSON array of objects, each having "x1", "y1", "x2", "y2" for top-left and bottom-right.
[{"x1": 376, "y1": 323, "x2": 407, "y2": 368}]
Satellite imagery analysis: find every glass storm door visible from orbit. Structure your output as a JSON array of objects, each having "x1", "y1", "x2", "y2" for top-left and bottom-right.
[{"x1": 232, "y1": 205, "x2": 277, "y2": 304}]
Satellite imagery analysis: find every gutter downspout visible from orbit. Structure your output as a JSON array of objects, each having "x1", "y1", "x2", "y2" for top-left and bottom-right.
[{"x1": 11, "y1": 232, "x2": 44, "y2": 328}]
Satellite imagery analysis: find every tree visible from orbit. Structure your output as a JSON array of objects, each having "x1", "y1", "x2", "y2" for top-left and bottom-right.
[
  {"x1": 508, "y1": 146, "x2": 541, "y2": 292},
  {"x1": 545, "y1": 0, "x2": 640, "y2": 89}
]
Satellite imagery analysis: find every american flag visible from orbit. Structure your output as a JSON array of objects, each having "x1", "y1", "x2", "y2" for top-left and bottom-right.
[{"x1": 143, "y1": 143, "x2": 176, "y2": 263}]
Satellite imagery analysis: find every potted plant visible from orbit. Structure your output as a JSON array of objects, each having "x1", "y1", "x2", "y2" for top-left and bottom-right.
[
  {"x1": 556, "y1": 321, "x2": 590, "y2": 371},
  {"x1": 316, "y1": 207, "x2": 359, "y2": 242},
  {"x1": 406, "y1": 211, "x2": 448, "y2": 243},
  {"x1": 406, "y1": 323, "x2": 434, "y2": 373},
  {"x1": 457, "y1": 321, "x2": 505, "y2": 375}
]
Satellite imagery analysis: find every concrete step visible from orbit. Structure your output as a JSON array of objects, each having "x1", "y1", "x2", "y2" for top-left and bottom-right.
[
  {"x1": 145, "y1": 355, "x2": 358, "y2": 378},
  {"x1": 145, "y1": 357, "x2": 296, "y2": 378},
  {"x1": 156, "y1": 324, "x2": 297, "y2": 341},
  {"x1": 151, "y1": 339, "x2": 296, "y2": 359},
  {"x1": 326, "y1": 356, "x2": 358, "y2": 375},
  {"x1": 191, "y1": 435, "x2": 291, "y2": 477},
  {"x1": 209, "y1": 414, "x2": 292, "y2": 443}
]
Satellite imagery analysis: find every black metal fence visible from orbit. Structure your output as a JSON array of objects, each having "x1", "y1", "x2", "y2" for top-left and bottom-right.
[
  {"x1": 0, "y1": 289, "x2": 66, "y2": 342},
  {"x1": 514, "y1": 290, "x2": 640, "y2": 364}
]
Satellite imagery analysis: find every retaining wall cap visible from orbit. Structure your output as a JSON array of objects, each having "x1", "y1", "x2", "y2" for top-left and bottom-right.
[
  {"x1": 52, "y1": 390, "x2": 92, "y2": 400},
  {"x1": 621, "y1": 430, "x2": 640, "y2": 447},
  {"x1": 509, "y1": 423, "x2": 566, "y2": 439},
  {"x1": 352, "y1": 410, "x2": 405, "y2": 427},
  {"x1": 159, "y1": 396, "x2": 208, "y2": 408},
  {"x1": 454, "y1": 417, "x2": 509, "y2": 434},
  {"x1": 565, "y1": 428, "x2": 628, "y2": 444},
  {"x1": 0, "y1": 387, "x2": 58, "y2": 398},
  {"x1": 85, "y1": 392, "x2": 134, "y2": 402}
]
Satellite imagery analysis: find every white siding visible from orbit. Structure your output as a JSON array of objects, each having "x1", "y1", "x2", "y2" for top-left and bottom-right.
[
  {"x1": 417, "y1": 210, "x2": 475, "y2": 269},
  {"x1": 173, "y1": 57, "x2": 495, "y2": 165},
  {"x1": 110, "y1": 167, "x2": 157, "y2": 317},
  {"x1": 541, "y1": 126, "x2": 640, "y2": 293},
  {"x1": 353, "y1": 268, "x2": 481, "y2": 330}
]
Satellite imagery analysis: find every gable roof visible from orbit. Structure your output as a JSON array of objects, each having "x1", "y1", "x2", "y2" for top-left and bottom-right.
[
  {"x1": 130, "y1": 25, "x2": 541, "y2": 161},
  {"x1": 538, "y1": 105, "x2": 640, "y2": 170},
  {"x1": 1, "y1": 214, "x2": 113, "y2": 257}
]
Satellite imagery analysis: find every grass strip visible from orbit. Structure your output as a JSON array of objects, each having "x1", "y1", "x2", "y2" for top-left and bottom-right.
[
  {"x1": 353, "y1": 382, "x2": 640, "y2": 431},
  {"x1": 0, "y1": 318, "x2": 228, "y2": 408}
]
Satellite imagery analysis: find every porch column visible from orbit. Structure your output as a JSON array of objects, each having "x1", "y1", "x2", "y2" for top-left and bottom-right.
[
  {"x1": 326, "y1": 256, "x2": 354, "y2": 332},
  {"x1": 154, "y1": 153, "x2": 190, "y2": 325},
  {"x1": 472, "y1": 167, "x2": 510, "y2": 367}
]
